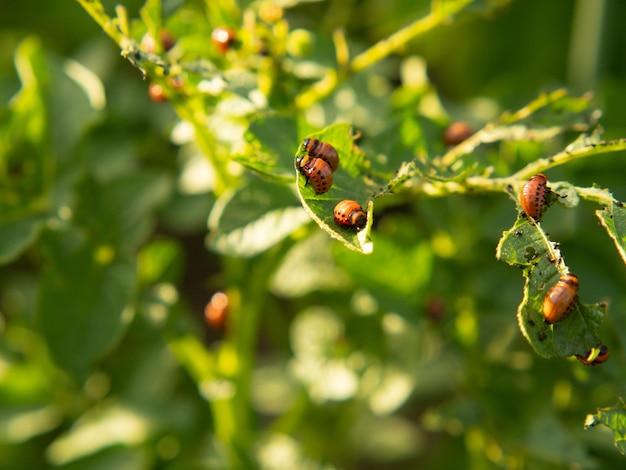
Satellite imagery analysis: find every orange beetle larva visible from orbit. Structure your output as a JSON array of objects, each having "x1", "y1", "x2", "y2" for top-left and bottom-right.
[
  {"x1": 212, "y1": 26, "x2": 237, "y2": 54},
  {"x1": 575, "y1": 344, "x2": 610, "y2": 366},
  {"x1": 333, "y1": 200, "x2": 367, "y2": 229},
  {"x1": 520, "y1": 173, "x2": 549, "y2": 221},
  {"x1": 296, "y1": 155, "x2": 333, "y2": 195},
  {"x1": 205, "y1": 291, "x2": 229, "y2": 328},
  {"x1": 303, "y1": 138, "x2": 339, "y2": 172},
  {"x1": 148, "y1": 82, "x2": 167, "y2": 102},
  {"x1": 542, "y1": 273, "x2": 579, "y2": 324},
  {"x1": 443, "y1": 121, "x2": 473, "y2": 146}
]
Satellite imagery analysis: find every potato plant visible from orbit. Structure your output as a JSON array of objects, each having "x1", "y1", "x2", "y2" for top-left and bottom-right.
[{"x1": 2, "y1": 0, "x2": 626, "y2": 468}]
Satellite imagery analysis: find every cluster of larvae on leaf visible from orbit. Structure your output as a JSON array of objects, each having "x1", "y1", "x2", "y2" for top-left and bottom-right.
[
  {"x1": 296, "y1": 138, "x2": 367, "y2": 230},
  {"x1": 520, "y1": 174, "x2": 609, "y2": 366}
]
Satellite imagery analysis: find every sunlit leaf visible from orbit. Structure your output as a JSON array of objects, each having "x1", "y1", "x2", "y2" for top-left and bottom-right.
[
  {"x1": 269, "y1": 231, "x2": 351, "y2": 298},
  {"x1": 207, "y1": 179, "x2": 309, "y2": 257},
  {"x1": 0, "y1": 406, "x2": 61, "y2": 444},
  {"x1": 289, "y1": 306, "x2": 358, "y2": 403},
  {"x1": 46, "y1": 404, "x2": 151, "y2": 465},
  {"x1": 496, "y1": 218, "x2": 606, "y2": 358},
  {"x1": 585, "y1": 398, "x2": 626, "y2": 456}
]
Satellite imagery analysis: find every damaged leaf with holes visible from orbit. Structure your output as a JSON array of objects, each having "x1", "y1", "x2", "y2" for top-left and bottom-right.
[
  {"x1": 585, "y1": 398, "x2": 626, "y2": 456},
  {"x1": 496, "y1": 218, "x2": 607, "y2": 358},
  {"x1": 548, "y1": 180, "x2": 580, "y2": 209}
]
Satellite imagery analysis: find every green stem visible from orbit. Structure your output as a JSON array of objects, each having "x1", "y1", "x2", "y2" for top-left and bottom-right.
[
  {"x1": 349, "y1": 0, "x2": 473, "y2": 74},
  {"x1": 295, "y1": 69, "x2": 338, "y2": 109},
  {"x1": 412, "y1": 175, "x2": 621, "y2": 209},
  {"x1": 436, "y1": 125, "x2": 564, "y2": 168},
  {"x1": 295, "y1": 0, "x2": 474, "y2": 109},
  {"x1": 225, "y1": 252, "x2": 281, "y2": 454},
  {"x1": 416, "y1": 135, "x2": 626, "y2": 206},
  {"x1": 167, "y1": 335, "x2": 239, "y2": 461},
  {"x1": 172, "y1": 102, "x2": 230, "y2": 195},
  {"x1": 499, "y1": 89, "x2": 569, "y2": 124},
  {"x1": 512, "y1": 138, "x2": 626, "y2": 180},
  {"x1": 438, "y1": 89, "x2": 595, "y2": 168},
  {"x1": 168, "y1": 252, "x2": 277, "y2": 469},
  {"x1": 418, "y1": 175, "x2": 512, "y2": 197},
  {"x1": 574, "y1": 186, "x2": 618, "y2": 206},
  {"x1": 75, "y1": 0, "x2": 123, "y2": 44}
]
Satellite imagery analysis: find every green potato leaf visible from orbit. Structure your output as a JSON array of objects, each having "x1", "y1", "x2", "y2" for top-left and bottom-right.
[
  {"x1": 0, "y1": 216, "x2": 46, "y2": 265},
  {"x1": 234, "y1": 115, "x2": 300, "y2": 182},
  {"x1": 37, "y1": 233, "x2": 136, "y2": 378}
]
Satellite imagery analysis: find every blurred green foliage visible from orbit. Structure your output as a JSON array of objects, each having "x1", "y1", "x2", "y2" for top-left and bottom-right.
[{"x1": 2, "y1": 1, "x2": 626, "y2": 469}]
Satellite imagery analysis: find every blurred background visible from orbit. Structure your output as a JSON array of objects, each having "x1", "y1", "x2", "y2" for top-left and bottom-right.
[{"x1": 1, "y1": 0, "x2": 626, "y2": 469}]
